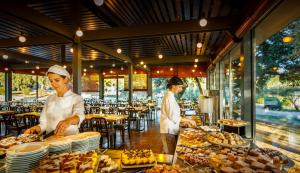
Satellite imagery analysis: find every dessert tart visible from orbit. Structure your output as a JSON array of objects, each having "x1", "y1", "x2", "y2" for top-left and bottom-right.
[{"x1": 121, "y1": 149, "x2": 156, "y2": 167}]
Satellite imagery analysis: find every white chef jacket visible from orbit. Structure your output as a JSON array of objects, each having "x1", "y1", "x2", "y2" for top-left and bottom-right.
[
  {"x1": 160, "y1": 91, "x2": 181, "y2": 135},
  {"x1": 39, "y1": 90, "x2": 85, "y2": 136}
]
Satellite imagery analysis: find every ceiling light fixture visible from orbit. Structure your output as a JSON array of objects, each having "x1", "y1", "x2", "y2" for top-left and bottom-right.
[
  {"x1": 170, "y1": 67, "x2": 173, "y2": 71},
  {"x1": 70, "y1": 48, "x2": 73, "y2": 53},
  {"x1": 194, "y1": 64, "x2": 197, "y2": 68},
  {"x1": 31, "y1": 70, "x2": 35, "y2": 74},
  {"x1": 103, "y1": 72, "x2": 106, "y2": 75},
  {"x1": 83, "y1": 73, "x2": 86, "y2": 76},
  {"x1": 156, "y1": 70, "x2": 160, "y2": 74},
  {"x1": 110, "y1": 70, "x2": 113, "y2": 74},
  {"x1": 117, "y1": 48, "x2": 122, "y2": 54},
  {"x1": 63, "y1": 65, "x2": 67, "y2": 68},
  {"x1": 89, "y1": 65, "x2": 94, "y2": 68},
  {"x1": 112, "y1": 63, "x2": 115, "y2": 67},
  {"x1": 18, "y1": 35, "x2": 26, "y2": 43},
  {"x1": 140, "y1": 61, "x2": 144, "y2": 65},
  {"x1": 121, "y1": 67, "x2": 124, "y2": 71},
  {"x1": 143, "y1": 64, "x2": 147, "y2": 68},
  {"x1": 4, "y1": 67, "x2": 9, "y2": 71},
  {"x1": 94, "y1": 0, "x2": 104, "y2": 6},
  {"x1": 2, "y1": 55, "x2": 8, "y2": 60},
  {"x1": 36, "y1": 66, "x2": 40, "y2": 70},
  {"x1": 76, "y1": 28, "x2": 83, "y2": 37},
  {"x1": 83, "y1": 68, "x2": 87, "y2": 72},
  {"x1": 195, "y1": 59, "x2": 199, "y2": 63},
  {"x1": 199, "y1": 18, "x2": 207, "y2": 27},
  {"x1": 196, "y1": 42, "x2": 202, "y2": 48},
  {"x1": 134, "y1": 71, "x2": 137, "y2": 74},
  {"x1": 192, "y1": 69, "x2": 195, "y2": 73},
  {"x1": 158, "y1": 54, "x2": 163, "y2": 59},
  {"x1": 25, "y1": 60, "x2": 29, "y2": 64}
]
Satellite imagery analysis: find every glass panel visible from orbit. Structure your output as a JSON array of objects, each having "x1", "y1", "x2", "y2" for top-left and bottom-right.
[
  {"x1": 222, "y1": 55, "x2": 230, "y2": 118},
  {"x1": 0, "y1": 73, "x2": 4, "y2": 102},
  {"x1": 12, "y1": 73, "x2": 37, "y2": 102},
  {"x1": 152, "y1": 78, "x2": 170, "y2": 108},
  {"x1": 81, "y1": 73, "x2": 99, "y2": 99},
  {"x1": 118, "y1": 76, "x2": 128, "y2": 101},
  {"x1": 255, "y1": 19, "x2": 300, "y2": 162},
  {"x1": 133, "y1": 91, "x2": 147, "y2": 100},
  {"x1": 38, "y1": 75, "x2": 54, "y2": 101},
  {"x1": 181, "y1": 77, "x2": 204, "y2": 101},
  {"x1": 104, "y1": 78, "x2": 117, "y2": 101},
  {"x1": 231, "y1": 45, "x2": 243, "y2": 119}
]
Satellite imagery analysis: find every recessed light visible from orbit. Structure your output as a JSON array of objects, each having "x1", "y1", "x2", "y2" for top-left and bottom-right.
[
  {"x1": 70, "y1": 48, "x2": 73, "y2": 53},
  {"x1": 199, "y1": 18, "x2": 207, "y2": 27},
  {"x1": 197, "y1": 42, "x2": 202, "y2": 48},
  {"x1": 89, "y1": 65, "x2": 94, "y2": 68},
  {"x1": 76, "y1": 28, "x2": 83, "y2": 37},
  {"x1": 170, "y1": 68, "x2": 173, "y2": 71},
  {"x1": 18, "y1": 35, "x2": 26, "y2": 42},
  {"x1": 2, "y1": 55, "x2": 8, "y2": 60},
  {"x1": 158, "y1": 54, "x2": 163, "y2": 59},
  {"x1": 195, "y1": 59, "x2": 199, "y2": 63},
  {"x1": 117, "y1": 48, "x2": 122, "y2": 54},
  {"x1": 194, "y1": 64, "x2": 197, "y2": 68},
  {"x1": 83, "y1": 68, "x2": 87, "y2": 72}
]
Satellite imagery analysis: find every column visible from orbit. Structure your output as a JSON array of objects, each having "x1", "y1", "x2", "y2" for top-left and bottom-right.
[
  {"x1": 72, "y1": 43, "x2": 82, "y2": 95},
  {"x1": 5, "y1": 71, "x2": 12, "y2": 102},
  {"x1": 128, "y1": 63, "x2": 133, "y2": 105},
  {"x1": 116, "y1": 74, "x2": 119, "y2": 102},
  {"x1": 99, "y1": 69, "x2": 104, "y2": 100},
  {"x1": 242, "y1": 30, "x2": 256, "y2": 139},
  {"x1": 147, "y1": 71, "x2": 152, "y2": 99}
]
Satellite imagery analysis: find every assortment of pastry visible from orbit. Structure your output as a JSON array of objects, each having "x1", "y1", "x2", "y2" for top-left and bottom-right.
[
  {"x1": 145, "y1": 164, "x2": 187, "y2": 173},
  {"x1": 97, "y1": 155, "x2": 118, "y2": 173},
  {"x1": 207, "y1": 132, "x2": 248, "y2": 147},
  {"x1": 180, "y1": 129, "x2": 206, "y2": 141},
  {"x1": 33, "y1": 150, "x2": 98, "y2": 173},
  {"x1": 176, "y1": 146, "x2": 212, "y2": 167},
  {"x1": 218, "y1": 119, "x2": 248, "y2": 127},
  {"x1": 0, "y1": 134, "x2": 40, "y2": 149},
  {"x1": 121, "y1": 149, "x2": 156, "y2": 166},
  {"x1": 199, "y1": 125, "x2": 220, "y2": 132}
]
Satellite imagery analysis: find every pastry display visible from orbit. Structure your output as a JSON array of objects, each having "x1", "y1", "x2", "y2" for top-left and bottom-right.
[
  {"x1": 33, "y1": 150, "x2": 98, "y2": 173},
  {"x1": 180, "y1": 116, "x2": 202, "y2": 128},
  {"x1": 121, "y1": 149, "x2": 156, "y2": 166},
  {"x1": 199, "y1": 126, "x2": 220, "y2": 132},
  {"x1": 145, "y1": 164, "x2": 187, "y2": 173},
  {"x1": 97, "y1": 155, "x2": 118, "y2": 173},
  {"x1": 0, "y1": 134, "x2": 40, "y2": 149},
  {"x1": 207, "y1": 132, "x2": 248, "y2": 147},
  {"x1": 218, "y1": 119, "x2": 248, "y2": 127},
  {"x1": 179, "y1": 129, "x2": 210, "y2": 148},
  {"x1": 176, "y1": 146, "x2": 212, "y2": 167},
  {"x1": 180, "y1": 129, "x2": 207, "y2": 140}
]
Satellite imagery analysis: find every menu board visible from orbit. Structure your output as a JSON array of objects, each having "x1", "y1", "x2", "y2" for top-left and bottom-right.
[{"x1": 124, "y1": 74, "x2": 147, "y2": 90}]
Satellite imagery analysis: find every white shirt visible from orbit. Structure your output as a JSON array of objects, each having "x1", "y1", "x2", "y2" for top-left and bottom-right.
[
  {"x1": 39, "y1": 90, "x2": 85, "y2": 136},
  {"x1": 160, "y1": 91, "x2": 181, "y2": 135}
]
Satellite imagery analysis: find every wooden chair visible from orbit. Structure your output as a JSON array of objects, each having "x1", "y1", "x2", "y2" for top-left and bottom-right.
[
  {"x1": 23, "y1": 114, "x2": 39, "y2": 129},
  {"x1": 91, "y1": 117, "x2": 116, "y2": 149},
  {"x1": 2, "y1": 114, "x2": 26, "y2": 135}
]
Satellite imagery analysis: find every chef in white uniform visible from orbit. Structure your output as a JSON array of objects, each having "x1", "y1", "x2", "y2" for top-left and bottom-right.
[
  {"x1": 160, "y1": 76, "x2": 196, "y2": 154},
  {"x1": 24, "y1": 65, "x2": 85, "y2": 136}
]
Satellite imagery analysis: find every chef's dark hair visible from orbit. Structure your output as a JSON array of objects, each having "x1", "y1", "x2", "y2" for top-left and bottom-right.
[{"x1": 167, "y1": 76, "x2": 184, "y2": 89}]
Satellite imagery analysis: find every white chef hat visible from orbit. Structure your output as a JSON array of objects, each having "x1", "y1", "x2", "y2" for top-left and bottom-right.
[{"x1": 46, "y1": 65, "x2": 70, "y2": 79}]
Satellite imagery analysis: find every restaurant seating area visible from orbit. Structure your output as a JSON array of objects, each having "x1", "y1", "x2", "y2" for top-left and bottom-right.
[{"x1": 0, "y1": 0, "x2": 299, "y2": 172}]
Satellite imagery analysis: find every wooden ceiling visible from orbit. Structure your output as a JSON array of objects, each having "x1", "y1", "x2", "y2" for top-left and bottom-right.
[{"x1": 0, "y1": 0, "x2": 266, "y2": 72}]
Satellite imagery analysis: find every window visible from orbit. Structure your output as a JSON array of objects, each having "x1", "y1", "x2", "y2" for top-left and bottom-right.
[
  {"x1": 118, "y1": 76, "x2": 128, "y2": 101},
  {"x1": 0, "y1": 73, "x2": 4, "y2": 101},
  {"x1": 81, "y1": 73, "x2": 99, "y2": 99},
  {"x1": 230, "y1": 45, "x2": 243, "y2": 119},
  {"x1": 38, "y1": 75, "x2": 54, "y2": 100},
  {"x1": 255, "y1": 19, "x2": 300, "y2": 161},
  {"x1": 104, "y1": 78, "x2": 117, "y2": 101},
  {"x1": 12, "y1": 73, "x2": 37, "y2": 101},
  {"x1": 221, "y1": 55, "x2": 231, "y2": 118}
]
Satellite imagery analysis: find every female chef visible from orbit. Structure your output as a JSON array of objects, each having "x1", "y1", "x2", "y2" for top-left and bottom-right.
[
  {"x1": 24, "y1": 65, "x2": 85, "y2": 136},
  {"x1": 160, "y1": 76, "x2": 196, "y2": 154}
]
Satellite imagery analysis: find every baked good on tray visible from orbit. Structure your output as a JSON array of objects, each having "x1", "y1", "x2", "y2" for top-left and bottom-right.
[{"x1": 121, "y1": 149, "x2": 155, "y2": 165}]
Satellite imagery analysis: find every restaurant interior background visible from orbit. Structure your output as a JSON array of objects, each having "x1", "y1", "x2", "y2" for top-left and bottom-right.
[{"x1": 0, "y1": 0, "x2": 299, "y2": 172}]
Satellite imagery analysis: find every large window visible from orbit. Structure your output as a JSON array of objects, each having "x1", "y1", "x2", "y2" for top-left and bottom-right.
[
  {"x1": 38, "y1": 75, "x2": 54, "y2": 100},
  {"x1": 255, "y1": 19, "x2": 300, "y2": 161},
  {"x1": 118, "y1": 76, "x2": 128, "y2": 101},
  {"x1": 81, "y1": 73, "x2": 99, "y2": 99},
  {"x1": 12, "y1": 73, "x2": 37, "y2": 102},
  {"x1": 231, "y1": 45, "x2": 243, "y2": 119},
  {"x1": 104, "y1": 78, "x2": 117, "y2": 101},
  {"x1": 221, "y1": 55, "x2": 231, "y2": 118},
  {"x1": 0, "y1": 73, "x2": 4, "y2": 101}
]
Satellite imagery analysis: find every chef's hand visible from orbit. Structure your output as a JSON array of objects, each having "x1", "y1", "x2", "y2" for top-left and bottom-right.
[
  {"x1": 55, "y1": 118, "x2": 72, "y2": 135},
  {"x1": 24, "y1": 125, "x2": 41, "y2": 134},
  {"x1": 55, "y1": 115, "x2": 80, "y2": 135}
]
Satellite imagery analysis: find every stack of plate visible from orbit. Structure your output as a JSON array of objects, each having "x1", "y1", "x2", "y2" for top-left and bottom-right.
[
  {"x1": 5, "y1": 142, "x2": 48, "y2": 173},
  {"x1": 46, "y1": 139, "x2": 72, "y2": 155},
  {"x1": 68, "y1": 135, "x2": 89, "y2": 152},
  {"x1": 81, "y1": 132, "x2": 101, "y2": 151}
]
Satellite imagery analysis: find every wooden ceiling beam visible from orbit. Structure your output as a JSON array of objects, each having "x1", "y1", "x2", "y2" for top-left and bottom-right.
[
  {"x1": 0, "y1": 49, "x2": 61, "y2": 65},
  {"x1": 0, "y1": 36, "x2": 70, "y2": 48},
  {"x1": 82, "y1": 16, "x2": 240, "y2": 41},
  {"x1": 133, "y1": 55, "x2": 210, "y2": 65},
  {"x1": 0, "y1": 2, "x2": 131, "y2": 63}
]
